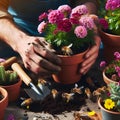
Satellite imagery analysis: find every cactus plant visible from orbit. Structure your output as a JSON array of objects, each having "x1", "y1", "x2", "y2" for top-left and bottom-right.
[{"x1": 0, "y1": 65, "x2": 18, "y2": 86}]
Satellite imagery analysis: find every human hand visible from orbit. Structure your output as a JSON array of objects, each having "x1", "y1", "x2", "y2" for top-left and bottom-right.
[
  {"x1": 79, "y1": 34, "x2": 101, "y2": 75},
  {"x1": 17, "y1": 36, "x2": 61, "y2": 78}
]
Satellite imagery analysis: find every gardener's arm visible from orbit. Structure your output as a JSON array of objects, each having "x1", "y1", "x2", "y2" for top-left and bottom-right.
[
  {"x1": 0, "y1": 0, "x2": 61, "y2": 78},
  {"x1": 72, "y1": 0, "x2": 101, "y2": 75}
]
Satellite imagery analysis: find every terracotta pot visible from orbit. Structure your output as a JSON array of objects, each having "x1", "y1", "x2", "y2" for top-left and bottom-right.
[
  {"x1": 98, "y1": 98, "x2": 120, "y2": 120},
  {"x1": 103, "y1": 68, "x2": 118, "y2": 85},
  {"x1": 99, "y1": 30, "x2": 120, "y2": 63},
  {"x1": 52, "y1": 48, "x2": 88, "y2": 84},
  {"x1": 1, "y1": 79, "x2": 22, "y2": 102},
  {"x1": 0, "y1": 87, "x2": 8, "y2": 120}
]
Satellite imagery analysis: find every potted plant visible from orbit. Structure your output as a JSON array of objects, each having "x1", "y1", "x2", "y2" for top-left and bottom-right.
[
  {"x1": 0, "y1": 65, "x2": 22, "y2": 102},
  {"x1": 0, "y1": 87, "x2": 8, "y2": 120},
  {"x1": 98, "y1": 0, "x2": 120, "y2": 63},
  {"x1": 100, "y1": 51, "x2": 120, "y2": 85},
  {"x1": 37, "y1": 4, "x2": 97, "y2": 84},
  {"x1": 94, "y1": 82, "x2": 120, "y2": 120}
]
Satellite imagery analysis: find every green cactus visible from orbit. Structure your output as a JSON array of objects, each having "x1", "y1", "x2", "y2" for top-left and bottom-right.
[
  {"x1": 0, "y1": 65, "x2": 18, "y2": 85},
  {"x1": 109, "y1": 82, "x2": 120, "y2": 112}
]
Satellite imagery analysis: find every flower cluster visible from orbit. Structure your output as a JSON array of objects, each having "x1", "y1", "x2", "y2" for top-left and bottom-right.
[
  {"x1": 99, "y1": 0, "x2": 120, "y2": 35},
  {"x1": 93, "y1": 82, "x2": 120, "y2": 112},
  {"x1": 100, "y1": 51, "x2": 120, "y2": 82},
  {"x1": 100, "y1": 52, "x2": 120, "y2": 82},
  {"x1": 37, "y1": 4, "x2": 96, "y2": 55}
]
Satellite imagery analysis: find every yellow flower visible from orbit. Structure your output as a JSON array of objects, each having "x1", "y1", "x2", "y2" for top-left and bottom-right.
[
  {"x1": 88, "y1": 111, "x2": 96, "y2": 116},
  {"x1": 104, "y1": 99, "x2": 115, "y2": 110}
]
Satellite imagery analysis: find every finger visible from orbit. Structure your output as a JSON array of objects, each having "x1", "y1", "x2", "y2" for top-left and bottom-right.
[
  {"x1": 80, "y1": 60, "x2": 95, "y2": 74},
  {"x1": 25, "y1": 59, "x2": 53, "y2": 76},
  {"x1": 29, "y1": 54, "x2": 61, "y2": 73},
  {"x1": 33, "y1": 43, "x2": 61, "y2": 65},
  {"x1": 35, "y1": 37, "x2": 55, "y2": 52},
  {"x1": 82, "y1": 52, "x2": 98, "y2": 67}
]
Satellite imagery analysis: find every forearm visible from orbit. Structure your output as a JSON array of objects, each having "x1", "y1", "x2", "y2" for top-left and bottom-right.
[{"x1": 0, "y1": 18, "x2": 28, "y2": 52}]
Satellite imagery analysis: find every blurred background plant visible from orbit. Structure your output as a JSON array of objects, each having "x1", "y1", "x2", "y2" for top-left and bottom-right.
[{"x1": 99, "y1": 0, "x2": 120, "y2": 35}]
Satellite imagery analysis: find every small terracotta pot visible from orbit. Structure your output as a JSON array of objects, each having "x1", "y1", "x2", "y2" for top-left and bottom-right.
[
  {"x1": 52, "y1": 48, "x2": 88, "y2": 84},
  {"x1": 98, "y1": 98, "x2": 120, "y2": 120},
  {"x1": 1, "y1": 79, "x2": 22, "y2": 102},
  {"x1": 103, "y1": 69, "x2": 118, "y2": 85},
  {"x1": 0, "y1": 87, "x2": 8, "y2": 120},
  {"x1": 99, "y1": 30, "x2": 120, "y2": 63}
]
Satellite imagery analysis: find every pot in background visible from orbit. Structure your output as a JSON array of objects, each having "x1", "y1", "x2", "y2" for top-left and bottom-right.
[
  {"x1": 99, "y1": 30, "x2": 120, "y2": 63},
  {"x1": 0, "y1": 87, "x2": 8, "y2": 120},
  {"x1": 98, "y1": 98, "x2": 120, "y2": 120},
  {"x1": 1, "y1": 79, "x2": 22, "y2": 102}
]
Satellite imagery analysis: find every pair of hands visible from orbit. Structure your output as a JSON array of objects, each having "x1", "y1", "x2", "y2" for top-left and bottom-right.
[{"x1": 17, "y1": 34, "x2": 101, "y2": 78}]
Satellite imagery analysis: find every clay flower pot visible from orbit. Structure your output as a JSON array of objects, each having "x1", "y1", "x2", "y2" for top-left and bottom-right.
[
  {"x1": 102, "y1": 69, "x2": 118, "y2": 85},
  {"x1": 1, "y1": 79, "x2": 22, "y2": 102},
  {"x1": 99, "y1": 30, "x2": 120, "y2": 63},
  {"x1": 0, "y1": 87, "x2": 8, "y2": 120},
  {"x1": 52, "y1": 48, "x2": 88, "y2": 84},
  {"x1": 98, "y1": 98, "x2": 120, "y2": 120}
]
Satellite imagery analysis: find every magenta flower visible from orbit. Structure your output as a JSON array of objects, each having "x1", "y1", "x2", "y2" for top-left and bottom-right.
[
  {"x1": 37, "y1": 21, "x2": 47, "y2": 34},
  {"x1": 71, "y1": 5, "x2": 88, "y2": 17},
  {"x1": 58, "y1": 5, "x2": 72, "y2": 16},
  {"x1": 79, "y1": 16, "x2": 95, "y2": 30},
  {"x1": 7, "y1": 114, "x2": 15, "y2": 120},
  {"x1": 57, "y1": 18, "x2": 72, "y2": 32},
  {"x1": 114, "y1": 51, "x2": 120, "y2": 60},
  {"x1": 0, "y1": 58, "x2": 5, "y2": 63},
  {"x1": 99, "y1": 18, "x2": 109, "y2": 30},
  {"x1": 74, "y1": 26, "x2": 87, "y2": 38},
  {"x1": 48, "y1": 10, "x2": 64, "y2": 24},
  {"x1": 100, "y1": 61, "x2": 107, "y2": 68},
  {"x1": 105, "y1": 0, "x2": 120, "y2": 10},
  {"x1": 38, "y1": 12, "x2": 48, "y2": 21}
]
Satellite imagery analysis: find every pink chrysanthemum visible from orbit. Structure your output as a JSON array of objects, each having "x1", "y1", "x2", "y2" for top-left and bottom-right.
[
  {"x1": 79, "y1": 16, "x2": 95, "y2": 30},
  {"x1": 99, "y1": 18, "x2": 109, "y2": 30},
  {"x1": 70, "y1": 17, "x2": 79, "y2": 25},
  {"x1": 105, "y1": 0, "x2": 120, "y2": 10},
  {"x1": 37, "y1": 21, "x2": 47, "y2": 34},
  {"x1": 114, "y1": 51, "x2": 120, "y2": 60},
  {"x1": 74, "y1": 26, "x2": 87, "y2": 38},
  {"x1": 38, "y1": 12, "x2": 48, "y2": 21},
  {"x1": 58, "y1": 4, "x2": 72, "y2": 15},
  {"x1": 48, "y1": 10, "x2": 64, "y2": 24},
  {"x1": 57, "y1": 18, "x2": 72, "y2": 32},
  {"x1": 115, "y1": 66, "x2": 120, "y2": 77},
  {"x1": 71, "y1": 5, "x2": 88, "y2": 17},
  {"x1": 100, "y1": 61, "x2": 107, "y2": 68}
]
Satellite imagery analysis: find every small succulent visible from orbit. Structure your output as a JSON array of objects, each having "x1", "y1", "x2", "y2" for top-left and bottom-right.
[
  {"x1": 109, "y1": 82, "x2": 120, "y2": 112},
  {"x1": 0, "y1": 65, "x2": 18, "y2": 85},
  {"x1": 93, "y1": 82, "x2": 120, "y2": 112}
]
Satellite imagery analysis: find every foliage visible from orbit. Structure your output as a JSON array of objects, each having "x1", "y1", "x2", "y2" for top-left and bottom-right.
[
  {"x1": 0, "y1": 65, "x2": 18, "y2": 85},
  {"x1": 94, "y1": 82, "x2": 120, "y2": 112},
  {"x1": 37, "y1": 4, "x2": 96, "y2": 55},
  {"x1": 99, "y1": 0, "x2": 120, "y2": 35},
  {"x1": 100, "y1": 51, "x2": 120, "y2": 82}
]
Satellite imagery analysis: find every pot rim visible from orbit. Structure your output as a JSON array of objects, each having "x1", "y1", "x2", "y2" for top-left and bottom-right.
[
  {"x1": 0, "y1": 87, "x2": 8, "y2": 103},
  {"x1": 0, "y1": 79, "x2": 22, "y2": 88},
  {"x1": 99, "y1": 29, "x2": 120, "y2": 38},
  {"x1": 103, "y1": 69, "x2": 118, "y2": 84},
  {"x1": 98, "y1": 98, "x2": 120, "y2": 114}
]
